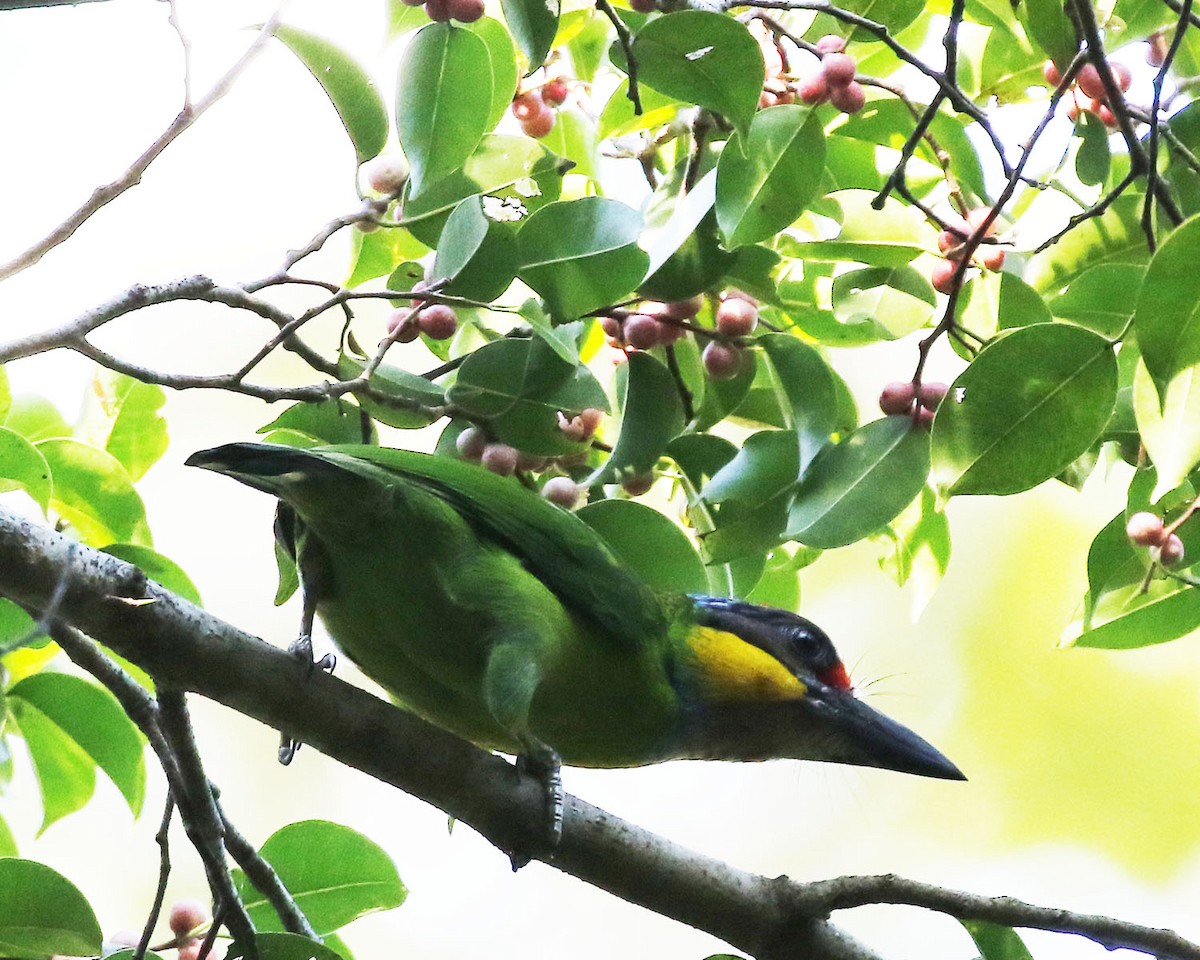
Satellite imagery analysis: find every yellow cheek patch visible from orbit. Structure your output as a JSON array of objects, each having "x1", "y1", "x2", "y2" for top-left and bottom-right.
[{"x1": 685, "y1": 626, "x2": 807, "y2": 703}]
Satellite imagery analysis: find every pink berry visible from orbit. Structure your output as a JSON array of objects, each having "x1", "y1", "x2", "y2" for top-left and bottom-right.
[
  {"x1": 931, "y1": 258, "x2": 961, "y2": 295},
  {"x1": 916, "y1": 407, "x2": 936, "y2": 429},
  {"x1": 966, "y1": 207, "x2": 997, "y2": 237},
  {"x1": 361, "y1": 154, "x2": 409, "y2": 195},
  {"x1": 1126, "y1": 512, "x2": 1166, "y2": 546},
  {"x1": 456, "y1": 426, "x2": 488, "y2": 461},
  {"x1": 425, "y1": 0, "x2": 452, "y2": 19},
  {"x1": 1111, "y1": 62, "x2": 1133, "y2": 92},
  {"x1": 796, "y1": 71, "x2": 829, "y2": 105},
  {"x1": 622, "y1": 472, "x2": 655, "y2": 496},
  {"x1": 1148, "y1": 32, "x2": 1168, "y2": 67},
  {"x1": 1077, "y1": 62, "x2": 1106, "y2": 100},
  {"x1": 1043, "y1": 60, "x2": 1063, "y2": 87},
  {"x1": 938, "y1": 225, "x2": 966, "y2": 258},
  {"x1": 481, "y1": 443, "x2": 519, "y2": 476},
  {"x1": 821, "y1": 52, "x2": 857, "y2": 88},
  {"x1": 511, "y1": 91, "x2": 543, "y2": 121},
  {"x1": 702, "y1": 341, "x2": 743, "y2": 380},
  {"x1": 556, "y1": 411, "x2": 587, "y2": 442},
  {"x1": 815, "y1": 34, "x2": 846, "y2": 55},
  {"x1": 918, "y1": 382, "x2": 948, "y2": 411},
  {"x1": 418, "y1": 303, "x2": 458, "y2": 340},
  {"x1": 447, "y1": 0, "x2": 485, "y2": 20},
  {"x1": 599, "y1": 315, "x2": 623, "y2": 340},
  {"x1": 387, "y1": 307, "x2": 414, "y2": 337},
  {"x1": 879, "y1": 381, "x2": 916, "y2": 415},
  {"x1": 515, "y1": 451, "x2": 549, "y2": 472},
  {"x1": 520, "y1": 105, "x2": 556, "y2": 138},
  {"x1": 1153, "y1": 533, "x2": 1186, "y2": 566},
  {"x1": 629, "y1": 0, "x2": 656, "y2": 11},
  {"x1": 829, "y1": 80, "x2": 866, "y2": 114},
  {"x1": 542, "y1": 476, "x2": 582, "y2": 509},
  {"x1": 716, "y1": 297, "x2": 758, "y2": 337},
  {"x1": 1096, "y1": 103, "x2": 1118, "y2": 127},
  {"x1": 759, "y1": 90, "x2": 781, "y2": 110},
  {"x1": 106, "y1": 931, "x2": 141, "y2": 949},
  {"x1": 177, "y1": 942, "x2": 203, "y2": 960},
  {"x1": 401, "y1": 0, "x2": 425, "y2": 6},
  {"x1": 542, "y1": 80, "x2": 569, "y2": 106},
  {"x1": 169, "y1": 900, "x2": 209, "y2": 939},
  {"x1": 979, "y1": 246, "x2": 1006, "y2": 271},
  {"x1": 724, "y1": 289, "x2": 758, "y2": 306},
  {"x1": 624, "y1": 314, "x2": 662, "y2": 350},
  {"x1": 578, "y1": 407, "x2": 604, "y2": 437}
]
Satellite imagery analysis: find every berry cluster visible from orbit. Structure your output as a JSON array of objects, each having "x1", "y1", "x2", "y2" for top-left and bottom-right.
[
  {"x1": 511, "y1": 80, "x2": 569, "y2": 139},
  {"x1": 931, "y1": 207, "x2": 1005, "y2": 294},
  {"x1": 1046, "y1": 58, "x2": 1132, "y2": 127},
  {"x1": 878, "y1": 379, "x2": 948, "y2": 428},
  {"x1": 796, "y1": 36, "x2": 866, "y2": 114},
  {"x1": 387, "y1": 282, "x2": 458, "y2": 343},
  {"x1": 106, "y1": 900, "x2": 211, "y2": 960},
  {"x1": 399, "y1": 0, "x2": 484, "y2": 23},
  {"x1": 1126, "y1": 512, "x2": 1186, "y2": 566}
]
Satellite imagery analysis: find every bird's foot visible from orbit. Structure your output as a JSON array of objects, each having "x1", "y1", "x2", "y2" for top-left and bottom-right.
[
  {"x1": 509, "y1": 739, "x2": 563, "y2": 871},
  {"x1": 278, "y1": 633, "x2": 336, "y2": 765}
]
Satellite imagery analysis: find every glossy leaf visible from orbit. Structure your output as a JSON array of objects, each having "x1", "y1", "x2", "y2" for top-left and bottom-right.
[
  {"x1": 465, "y1": 17, "x2": 519, "y2": 129},
  {"x1": 542, "y1": 108, "x2": 598, "y2": 181},
  {"x1": 3, "y1": 395, "x2": 69, "y2": 442},
  {"x1": 336, "y1": 354, "x2": 445, "y2": 430},
  {"x1": 433, "y1": 196, "x2": 520, "y2": 301},
  {"x1": 397, "y1": 24, "x2": 493, "y2": 193},
  {"x1": 228, "y1": 932, "x2": 349, "y2": 960},
  {"x1": 1027, "y1": 195, "x2": 1146, "y2": 294},
  {"x1": 345, "y1": 224, "x2": 429, "y2": 287},
  {"x1": 1073, "y1": 584, "x2": 1200, "y2": 649},
  {"x1": 36, "y1": 438, "x2": 151, "y2": 547},
  {"x1": 0, "y1": 860, "x2": 102, "y2": 959},
  {"x1": 258, "y1": 399, "x2": 375, "y2": 447},
  {"x1": 9, "y1": 696, "x2": 96, "y2": 831},
  {"x1": 74, "y1": 370, "x2": 168, "y2": 481},
  {"x1": 631, "y1": 11, "x2": 762, "y2": 139},
  {"x1": 1018, "y1": 0, "x2": 1077, "y2": 68},
  {"x1": 1133, "y1": 360, "x2": 1200, "y2": 500},
  {"x1": 931, "y1": 325, "x2": 1117, "y2": 497},
  {"x1": 598, "y1": 79, "x2": 683, "y2": 139},
  {"x1": 703, "y1": 430, "x2": 798, "y2": 506},
  {"x1": 841, "y1": 0, "x2": 925, "y2": 37},
  {"x1": 502, "y1": 0, "x2": 560, "y2": 68},
  {"x1": 1133, "y1": 215, "x2": 1200, "y2": 402},
  {"x1": 234, "y1": 820, "x2": 405, "y2": 934},
  {"x1": 517, "y1": 197, "x2": 648, "y2": 320},
  {"x1": 592, "y1": 352, "x2": 685, "y2": 484},
  {"x1": 759, "y1": 334, "x2": 838, "y2": 476},
  {"x1": 962, "y1": 920, "x2": 1034, "y2": 960},
  {"x1": 787, "y1": 417, "x2": 930, "y2": 548},
  {"x1": 1047, "y1": 263, "x2": 1143, "y2": 337},
  {"x1": 0, "y1": 427, "x2": 51, "y2": 511},
  {"x1": 272, "y1": 24, "x2": 388, "y2": 163},
  {"x1": 831, "y1": 265, "x2": 936, "y2": 340},
  {"x1": 716, "y1": 105, "x2": 825, "y2": 248},
  {"x1": 577, "y1": 499, "x2": 708, "y2": 595},
  {"x1": 640, "y1": 170, "x2": 718, "y2": 283}
]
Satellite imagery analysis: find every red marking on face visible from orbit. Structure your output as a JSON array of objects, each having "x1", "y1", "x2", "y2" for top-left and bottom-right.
[{"x1": 819, "y1": 660, "x2": 852, "y2": 691}]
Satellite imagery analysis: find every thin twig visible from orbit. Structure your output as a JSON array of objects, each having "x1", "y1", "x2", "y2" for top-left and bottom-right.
[
  {"x1": 136, "y1": 798, "x2": 176, "y2": 960},
  {"x1": 597, "y1": 0, "x2": 642, "y2": 116}
]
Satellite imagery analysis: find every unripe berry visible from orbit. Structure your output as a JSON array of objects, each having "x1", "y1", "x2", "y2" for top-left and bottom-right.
[
  {"x1": 1077, "y1": 62, "x2": 1106, "y2": 100},
  {"x1": 828, "y1": 80, "x2": 866, "y2": 114},
  {"x1": 556, "y1": 411, "x2": 587, "y2": 442},
  {"x1": 1152, "y1": 533, "x2": 1186, "y2": 566},
  {"x1": 716, "y1": 296, "x2": 758, "y2": 336},
  {"x1": 759, "y1": 90, "x2": 782, "y2": 110},
  {"x1": 796, "y1": 71, "x2": 829, "y2": 105},
  {"x1": 387, "y1": 308, "x2": 420, "y2": 343},
  {"x1": 879, "y1": 381, "x2": 916, "y2": 416},
  {"x1": 821, "y1": 52, "x2": 857, "y2": 88},
  {"x1": 931, "y1": 257, "x2": 961, "y2": 295},
  {"x1": 425, "y1": 0, "x2": 452, "y2": 20},
  {"x1": 1096, "y1": 103, "x2": 1118, "y2": 127},
  {"x1": 481, "y1": 443, "x2": 519, "y2": 476},
  {"x1": 169, "y1": 900, "x2": 210, "y2": 939},
  {"x1": 361, "y1": 154, "x2": 409, "y2": 195},
  {"x1": 1043, "y1": 60, "x2": 1063, "y2": 87},
  {"x1": 520, "y1": 104, "x2": 556, "y2": 138},
  {"x1": 815, "y1": 34, "x2": 846, "y2": 55},
  {"x1": 177, "y1": 941, "x2": 203, "y2": 960},
  {"x1": 630, "y1": 0, "x2": 656, "y2": 12},
  {"x1": 456, "y1": 426, "x2": 488, "y2": 461},
  {"x1": 542, "y1": 79, "x2": 569, "y2": 106},
  {"x1": 979, "y1": 246, "x2": 1006, "y2": 271},
  {"x1": 724, "y1": 289, "x2": 758, "y2": 306},
  {"x1": 702, "y1": 341, "x2": 743, "y2": 380},
  {"x1": 1126, "y1": 512, "x2": 1166, "y2": 546},
  {"x1": 1111, "y1": 62, "x2": 1133, "y2": 92},
  {"x1": 599, "y1": 314, "x2": 623, "y2": 341},
  {"x1": 648, "y1": 296, "x2": 702, "y2": 321},
  {"x1": 578, "y1": 407, "x2": 604, "y2": 437},
  {"x1": 622, "y1": 472, "x2": 655, "y2": 496},
  {"x1": 966, "y1": 207, "x2": 997, "y2": 237},
  {"x1": 511, "y1": 91, "x2": 543, "y2": 121},
  {"x1": 1148, "y1": 32, "x2": 1168, "y2": 67},
  {"x1": 916, "y1": 407, "x2": 936, "y2": 429},
  {"x1": 542, "y1": 476, "x2": 582, "y2": 509},
  {"x1": 918, "y1": 382, "x2": 949, "y2": 411},
  {"x1": 938, "y1": 225, "x2": 967, "y2": 258},
  {"x1": 447, "y1": 0, "x2": 485, "y2": 21},
  {"x1": 418, "y1": 303, "x2": 458, "y2": 340},
  {"x1": 624, "y1": 313, "x2": 662, "y2": 350},
  {"x1": 515, "y1": 451, "x2": 549, "y2": 472}
]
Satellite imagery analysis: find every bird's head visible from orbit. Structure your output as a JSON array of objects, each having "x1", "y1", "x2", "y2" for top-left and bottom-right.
[{"x1": 673, "y1": 596, "x2": 964, "y2": 780}]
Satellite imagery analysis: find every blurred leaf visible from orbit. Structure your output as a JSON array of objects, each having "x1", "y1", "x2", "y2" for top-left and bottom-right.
[
  {"x1": 703, "y1": 430, "x2": 797, "y2": 506},
  {"x1": 961, "y1": 920, "x2": 1034, "y2": 960},
  {"x1": 716, "y1": 106, "x2": 825, "y2": 248},
  {"x1": 759, "y1": 334, "x2": 838, "y2": 476},
  {"x1": 565, "y1": 12, "x2": 609, "y2": 83},
  {"x1": 234, "y1": 820, "x2": 405, "y2": 934},
  {"x1": 228, "y1": 932, "x2": 349, "y2": 960},
  {"x1": 75, "y1": 371, "x2": 167, "y2": 481},
  {"x1": 0, "y1": 367, "x2": 9, "y2": 422},
  {"x1": 258, "y1": 399, "x2": 375, "y2": 447},
  {"x1": 345, "y1": 225, "x2": 429, "y2": 288},
  {"x1": 0, "y1": 814, "x2": 15, "y2": 857},
  {"x1": 1080, "y1": 509, "x2": 1146, "y2": 630},
  {"x1": 502, "y1": 0, "x2": 560, "y2": 68},
  {"x1": 1017, "y1": 0, "x2": 1077, "y2": 67},
  {"x1": 336, "y1": 354, "x2": 445, "y2": 430},
  {"x1": 593, "y1": 352, "x2": 685, "y2": 483},
  {"x1": 389, "y1": 0, "x2": 431, "y2": 37},
  {"x1": 932, "y1": 325, "x2": 1117, "y2": 497},
  {"x1": 0, "y1": 427, "x2": 51, "y2": 511},
  {"x1": 541, "y1": 108, "x2": 598, "y2": 181},
  {"x1": 464, "y1": 17, "x2": 519, "y2": 129},
  {"x1": 3, "y1": 395, "x2": 70, "y2": 442},
  {"x1": 36, "y1": 439, "x2": 151, "y2": 547},
  {"x1": 0, "y1": 859, "x2": 102, "y2": 959},
  {"x1": 1133, "y1": 360, "x2": 1200, "y2": 501},
  {"x1": 272, "y1": 24, "x2": 388, "y2": 163},
  {"x1": 787, "y1": 416, "x2": 930, "y2": 548},
  {"x1": 1133, "y1": 215, "x2": 1200, "y2": 402},
  {"x1": 517, "y1": 197, "x2": 648, "y2": 320},
  {"x1": 1075, "y1": 111, "x2": 1112, "y2": 186},
  {"x1": 577, "y1": 499, "x2": 707, "y2": 594},
  {"x1": 0, "y1": 598, "x2": 42, "y2": 652},
  {"x1": 102, "y1": 544, "x2": 202, "y2": 607},
  {"x1": 841, "y1": 0, "x2": 925, "y2": 37},
  {"x1": 631, "y1": 11, "x2": 762, "y2": 139},
  {"x1": 598, "y1": 79, "x2": 682, "y2": 139},
  {"x1": 398, "y1": 24, "x2": 493, "y2": 193},
  {"x1": 9, "y1": 696, "x2": 95, "y2": 832},
  {"x1": 877, "y1": 485, "x2": 950, "y2": 618},
  {"x1": 1073, "y1": 584, "x2": 1200, "y2": 649}
]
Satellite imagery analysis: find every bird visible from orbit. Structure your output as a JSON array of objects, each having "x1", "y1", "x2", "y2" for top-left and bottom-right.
[{"x1": 187, "y1": 441, "x2": 963, "y2": 850}]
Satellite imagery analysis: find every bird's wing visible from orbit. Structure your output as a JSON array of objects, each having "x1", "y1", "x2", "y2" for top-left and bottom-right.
[{"x1": 315, "y1": 444, "x2": 667, "y2": 650}]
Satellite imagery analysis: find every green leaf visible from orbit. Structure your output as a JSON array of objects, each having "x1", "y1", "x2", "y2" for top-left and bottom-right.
[
  {"x1": 75, "y1": 370, "x2": 168, "y2": 481},
  {"x1": 336, "y1": 354, "x2": 445, "y2": 430},
  {"x1": 518, "y1": 299, "x2": 580, "y2": 364},
  {"x1": 598, "y1": 79, "x2": 683, "y2": 139},
  {"x1": 433, "y1": 196, "x2": 520, "y2": 301},
  {"x1": 1075, "y1": 111, "x2": 1112, "y2": 186},
  {"x1": 447, "y1": 337, "x2": 608, "y2": 455},
  {"x1": 541, "y1": 108, "x2": 598, "y2": 182},
  {"x1": 389, "y1": 0, "x2": 431, "y2": 37},
  {"x1": 1047, "y1": 263, "x2": 1143, "y2": 337},
  {"x1": 703, "y1": 430, "x2": 798, "y2": 506},
  {"x1": 1133, "y1": 215, "x2": 1200, "y2": 402},
  {"x1": 877, "y1": 485, "x2": 950, "y2": 618},
  {"x1": 11, "y1": 673, "x2": 145, "y2": 817},
  {"x1": 1027, "y1": 194, "x2": 1146, "y2": 294},
  {"x1": 345, "y1": 224, "x2": 429, "y2": 287},
  {"x1": 759, "y1": 334, "x2": 838, "y2": 476},
  {"x1": 9, "y1": 696, "x2": 95, "y2": 832},
  {"x1": 831, "y1": 265, "x2": 936, "y2": 340},
  {"x1": 1017, "y1": 0, "x2": 1078, "y2": 68},
  {"x1": 464, "y1": 17, "x2": 518, "y2": 129},
  {"x1": 102, "y1": 544, "x2": 202, "y2": 606},
  {"x1": 715, "y1": 105, "x2": 825, "y2": 248},
  {"x1": 592, "y1": 352, "x2": 685, "y2": 484},
  {"x1": 0, "y1": 368, "x2": 9, "y2": 422},
  {"x1": 36, "y1": 438, "x2": 151, "y2": 547},
  {"x1": 272, "y1": 24, "x2": 388, "y2": 164},
  {"x1": 787, "y1": 416, "x2": 930, "y2": 548},
  {"x1": 0, "y1": 598, "x2": 41, "y2": 651},
  {"x1": 397, "y1": 24, "x2": 493, "y2": 193},
  {"x1": 258, "y1": 399, "x2": 375, "y2": 447},
  {"x1": 3, "y1": 395, "x2": 70, "y2": 442},
  {"x1": 502, "y1": 0, "x2": 560, "y2": 68},
  {"x1": 228, "y1": 932, "x2": 349, "y2": 960},
  {"x1": 234, "y1": 821, "x2": 405, "y2": 934},
  {"x1": 517, "y1": 197, "x2": 648, "y2": 320},
  {"x1": 0, "y1": 427, "x2": 51, "y2": 511},
  {"x1": 1133, "y1": 360, "x2": 1200, "y2": 500},
  {"x1": 840, "y1": 0, "x2": 925, "y2": 37},
  {"x1": 0, "y1": 860, "x2": 102, "y2": 959},
  {"x1": 0, "y1": 814, "x2": 16, "y2": 857},
  {"x1": 931, "y1": 324, "x2": 1118, "y2": 497},
  {"x1": 961, "y1": 920, "x2": 1035, "y2": 960},
  {"x1": 786, "y1": 190, "x2": 929, "y2": 266},
  {"x1": 577, "y1": 499, "x2": 708, "y2": 594},
  {"x1": 1073, "y1": 585, "x2": 1200, "y2": 649},
  {"x1": 631, "y1": 11, "x2": 762, "y2": 139}
]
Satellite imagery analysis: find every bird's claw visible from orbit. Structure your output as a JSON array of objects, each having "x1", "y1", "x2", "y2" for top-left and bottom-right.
[
  {"x1": 509, "y1": 740, "x2": 563, "y2": 871},
  {"x1": 278, "y1": 634, "x2": 336, "y2": 765}
]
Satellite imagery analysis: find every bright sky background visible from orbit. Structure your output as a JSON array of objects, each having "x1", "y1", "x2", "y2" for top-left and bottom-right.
[{"x1": 2, "y1": 3, "x2": 1200, "y2": 959}]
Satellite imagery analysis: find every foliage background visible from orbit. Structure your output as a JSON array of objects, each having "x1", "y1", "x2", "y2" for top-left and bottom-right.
[{"x1": 2, "y1": 1, "x2": 1200, "y2": 958}]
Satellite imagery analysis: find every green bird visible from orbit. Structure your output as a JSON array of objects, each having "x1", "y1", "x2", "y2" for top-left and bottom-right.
[{"x1": 187, "y1": 442, "x2": 963, "y2": 843}]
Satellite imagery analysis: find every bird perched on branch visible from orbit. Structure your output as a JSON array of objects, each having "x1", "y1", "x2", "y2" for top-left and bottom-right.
[{"x1": 187, "y1": 442, "x2": 963, "y2": 850}]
